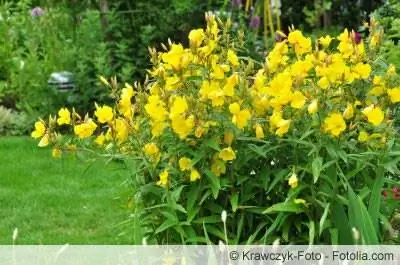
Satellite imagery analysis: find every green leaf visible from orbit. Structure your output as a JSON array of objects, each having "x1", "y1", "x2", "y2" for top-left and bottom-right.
[
  {"x1": 348, "y1": 186, "x2": 379, "y2": 244},
  {"x1": 205, "y1": 138, "x2": 220, "y2": 151},
  {"x1": 246, "y1": 222, "x2": 269, "y2": 244},
  {"x1": 155, "y1": 218, "x2": 179, "y2": 234},
  {"x1": 309, "y1": 220, "x2": 315, "y2": 245},
  {"x1": 266, "y1": 169, "x2": 290, "y2": 194},
  {"x1": 192, "y1": 216, "x2": 221, "y2": 224},
  {"x1": 230, "y1": 193, "x2": 239, "y2": 212},
  {"x1": 312, "y1": 156, "x2": 323, "y2": 183},
  {"x1": 382, "y1": 156, "x2": 400, "y2": 174},
  {"x1": 319, "y1": 203, "x2": 330, "y2": 236},
  {"x1": 204, "y1": 170, "x2": 221, "y2": 199},
  {"x1": 329, "y1": 228, "x2": 339, "y2": 245},
  {"x1": 263, "y1": 201, "x2": 305, "y2": 214},
  {"x1": 368, "y1": 166, "x2": 384, "y2": 235},
  {"x1": 331, "y1": 202, "x2": 353, "y2": 244},
  {"x1": 248, "y1": 144, "x2": 267, "y2": 158},
  {"x1": 203, "y1": 225, "x2": 225, "y2": 240},
  {"x1": 171, "y1": 185, "x2": 185, "y2": 202}
]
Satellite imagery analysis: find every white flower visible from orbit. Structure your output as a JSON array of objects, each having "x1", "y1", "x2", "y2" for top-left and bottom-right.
[{"x1": 221, "y1": 210, "x2": 227, "y2": 223}]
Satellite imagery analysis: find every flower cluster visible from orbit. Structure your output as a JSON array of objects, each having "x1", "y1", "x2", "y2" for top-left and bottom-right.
[{"x1": 32, "y1": 14, "x2": 399, "y2": 190}]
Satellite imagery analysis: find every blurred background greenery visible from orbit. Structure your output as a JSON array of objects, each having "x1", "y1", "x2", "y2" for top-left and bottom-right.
[{"x1": 0, "y1": 0, "x2": 399, "y2": 136}]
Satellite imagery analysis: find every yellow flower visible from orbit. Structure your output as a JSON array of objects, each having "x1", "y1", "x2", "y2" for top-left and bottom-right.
[
  {"x1": 161, "y1": 44, "x2": 185, "y2": 71},
  {"x1": 57, "y1": 108, "x2": 71, "y2": 125},
  {"x1": 229, "y1": 103, "x2": 241, "y2": 114},
  {"x1": 358, "y1": 131, "x2": 369, "y2": 142},
  {"x1": 353, "y1": 63, "x2": 371, "y2": 79},
  {"x1": 52, "y1": 148, "x2": 62, "y2": 158},
  {"x1": 145, "y1": 95, "x2": 168, "y2": 122},
  {"x1": 387, "y1": 88, "x2": 400, "y2": 103},
  {"x1": 171, "y1": 115, "x2": 195, "y2": 139},
  {"x1": 288, "y1": 30, "x2": 312, "y2": 55},
  {"x1": 143, "y1": 143, "x2": 159, "y2": 156},
  {"x1": 343, "y1": 104, "x2": 354, "y2": 120},
  {"x1": 255, "y1": 124, "x2": 264, "y2": 139},
  {"x1": 94, "y1": 134, "x2": 106, "y2": 146},
  {"x1": 38, "y1": 133, "x2": 49, "y2": 147},
  {"x1": 165, "y1": 75, "x2": 180, "y2": 91},
  {"x1": 157, "y1": 170, "x2": 169, "y2": 187},
  {"x1": 151, "y1": 121, "x2": 167, "y2": 137},
  {"x1": 74, "y1": 119, "x2": 97, "y2": 138},
  {"x1": 190, "y1": 169, "x2": 201, "y2": 182},
  {"x1": 114, "y1": 118, "x2": 129, "y2": 142},
  {"x1": 288, "y1": 172, "x2": 298, "y2": 188},
  {"x1": 94, "y1": 104, "x2": 113, "y2": 124},
  {"x1": 219, "y1": 147, "x2": 236, "y2": 161},
  {"x1": 223, "y1": 74, "x2": 239, "y2": 97},
  {"x1": 229, "y1": 103, "x2": 251, "y2": 129},
  {"x1": 362, "y1": 105, "x2": 384, "y2": 126},
  {"x1": 31, "y1": 121, "x2": 46, "y2": 139},
  {"x1": 318, "y1": 76, "x2": 330, "y2": 89},
  {"x1": 227, "y1": 49, "x2": 239, "y2": 66},
  {"x1": 118, "y1": 84, "x2": 135, "y2": 118},
  {"x1": 275, "y1": 119, "x2": 291, "y2": 137},
  {"x1": 290, "y1": 91, "x2": 306, "y2": 109},
  {"x1": 308, "y1": 100, "x2": 318, "y2": 114},
  {"x1": 188, "y1": 28, "x2": 205, "y2": 48},
  {"x1": 232, "y1": 109, "x2": 251, "y2": 129},
  {"x1": 323, "y1": 113, "x2": 346, "y2": 137},
  {"x1": 169, "y1": 96, "x2": 188, "y2": 119},
  {"x1": 319, "y1": 35, "x2": 332, "y2": 47},
  {"x1": 179, "y1": 157, "x2": 192, "y2": 171}
]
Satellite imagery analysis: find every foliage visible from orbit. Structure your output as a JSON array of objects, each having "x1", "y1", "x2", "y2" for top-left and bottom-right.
[
  {"x1": 32, "y1": 14, "x2": 400, "y2": 245},
  {"x1": 0, "y1": 106, "x2": 30, "y2": 136},
  {"x1": 0, "y1": 0, "x2": 132, "y2": 118},
  {"x1": 371, "y1": 0, "x2": 400, "y2": 72},
  {"x1": 0, "y1": 0, "x2": 221, "y2": 123}
]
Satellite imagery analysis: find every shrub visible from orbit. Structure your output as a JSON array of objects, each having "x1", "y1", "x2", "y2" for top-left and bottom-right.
[
  {"x1": 0, "y1": 106, "x2": 30, "y2": 135},
  {"x1": 0, "y1": 1, "x2": 132, "y2": 117},
  {"x1": 32, "y1": 14, "x2": 400, "y2": 244}
]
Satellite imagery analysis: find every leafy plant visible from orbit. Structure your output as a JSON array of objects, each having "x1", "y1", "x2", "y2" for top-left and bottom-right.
[
  {"x1": 0, "y1": 106, "x2": 30, "y2": 135},
  {"x1": 32, "y1": 14, "x2": 400, "y2": 245}
]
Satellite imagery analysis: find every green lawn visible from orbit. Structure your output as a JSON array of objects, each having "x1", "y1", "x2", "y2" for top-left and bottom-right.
[{"x1": 0, "y1": 136, "x2": 134, "y2": 244}]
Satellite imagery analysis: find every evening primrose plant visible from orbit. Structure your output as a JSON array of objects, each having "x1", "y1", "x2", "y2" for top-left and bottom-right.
[{"x1": 32, "y1": 13, "x2": 400, "y2": 244}]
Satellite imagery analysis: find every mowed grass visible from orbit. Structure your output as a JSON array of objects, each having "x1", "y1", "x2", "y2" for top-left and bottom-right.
[{"x1": 0, "y1": 136, "x2": 134, "y2": 244}]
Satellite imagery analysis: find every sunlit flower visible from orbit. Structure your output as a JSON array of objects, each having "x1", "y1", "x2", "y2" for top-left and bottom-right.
[
  {"x1": 179, "y1": 157, "x2": 192, "y2": 171},
  {"x1": 323, "y1": 113, "x2": 346, "y2": 137},
  {"x1": 57, "y1": 108, "x2": 71, "y2": 125},
  {"x1": 362, "y1": 105, "x2": 384, "y2": 126},
  {"x1": 288, "y1": 172, "x2": 298, "y2": 188},
  {"x1": 190, "y1": 169, "x2": 201, "y2": 182},
  {"x1": 157, "y1": 170, "x2": 169, "y2": 187},
  {"x1": 219, "y1": 147, "x2": 236, "y2": 161},
  {"x1": 74, "y1": 119, "x2": 97, "y2": 138},
  {"x1": 308, "y1": 100, "x2": 318, "y2": 114},
  {"x1": 94, "y1": 104, "x2": 113, "y2": 124},
  {"x1": 31, "y1": 121, "x2": 46, "y2": 139},
  {"x1": 387, "y1": 88, "x2": 400, "y2": 103}
]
